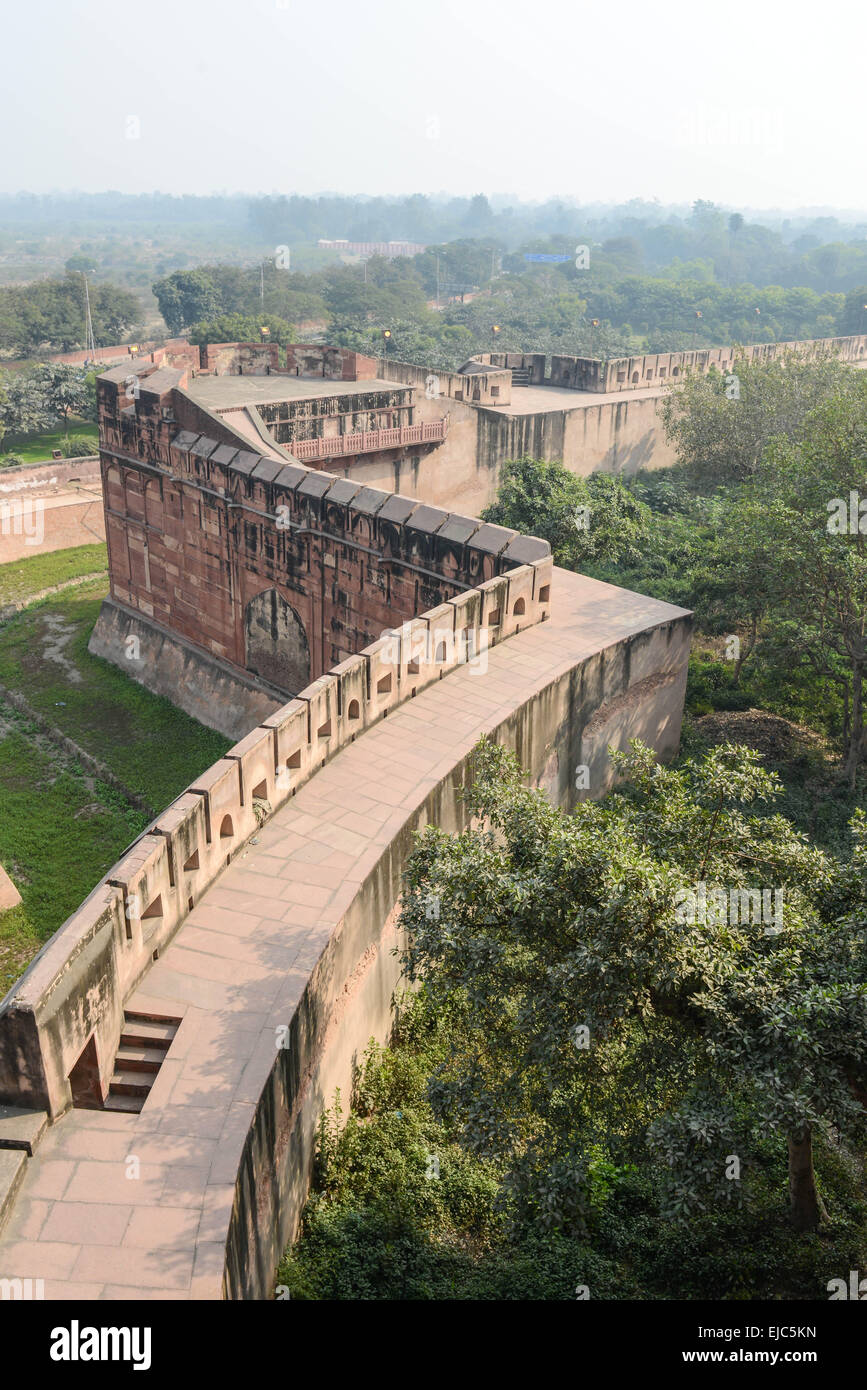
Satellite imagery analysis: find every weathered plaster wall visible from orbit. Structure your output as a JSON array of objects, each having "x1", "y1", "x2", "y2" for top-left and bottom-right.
[
  {"x1": 87, "y1": 597, "x2": 285, "y2": 739},
  {"x1": 341, "y1": 391, "x2": 677, "y2": 516},
  {"x1": 0, "y1": 457, "x2": 105, "y2": 563},
  {"x1": 380, "y1": 357, "x2": 512, "y2": 406}
]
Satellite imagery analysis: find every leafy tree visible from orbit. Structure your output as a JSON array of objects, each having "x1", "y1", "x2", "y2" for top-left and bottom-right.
[
  {"x1": 709, "y1": 387, "x2": 867, "y2": 783},
  {"x1": 400, "y1": 738, "x2": 867, "y2": 1234},
  {"x1": 30, "y1": 363, "x2": 93, "y2": 436},
  {"x1": 64, "y1": 254, "x2": 98, "y2": 275},
  {"x1": 659, "y1": 352, "x2": 862, "y2": 488},
  {"x1": 0, "y1": 368, "x2": 56, "y2": 443},
  {"x1": 187, "y1": 313, "x2": 295, "y2": 346},
  {"x1": 482, "y1": 455, "x2": 653, "y2": 572},
  {"x1": 0, "y1": 275, "x2": 141, "y2": 355},
  {"x1": 152, "y1": 268, "x2": 221, "y2": 334}
]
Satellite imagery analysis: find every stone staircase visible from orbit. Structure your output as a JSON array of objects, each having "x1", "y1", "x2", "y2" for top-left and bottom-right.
[
  {"x1": 510, "y1": 366, "x2": 530, "y2": 387},
  {"x1": 0, "y1": 1104, "x2": 47, "y2": 1236},
  {"x1": 103, "y1": 1010, "x2": 182, "y2": 1114}
]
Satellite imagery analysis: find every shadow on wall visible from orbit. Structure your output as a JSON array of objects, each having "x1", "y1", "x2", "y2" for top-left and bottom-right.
[{"x1": 608, "y1": 418, "x2": 659, "y2": 475}]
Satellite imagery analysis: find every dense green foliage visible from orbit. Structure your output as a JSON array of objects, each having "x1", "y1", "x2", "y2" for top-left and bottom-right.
[
  {"x1": 0, "y1": 274, "x2": 141, "y2": 356},
  {"x1": 150, "y1": 253, "x2": 860, "y2": 371},
  {"x1": 280, "y1": 740, "x2": 867, "y2": 1300},
  {"x1": 0, "y1": 362, "x2": 98, "y2": 450},
  {"x1": 282, "y1": 350, "x2": 867, "y2": 1300},
  {"x1": 483, "y1": 457, "x2": 653, "y2": 571}
]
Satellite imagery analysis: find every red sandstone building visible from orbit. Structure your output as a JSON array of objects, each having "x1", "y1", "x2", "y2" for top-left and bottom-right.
[{"x1": 90, "y1": 340, "x2": 546, "y2": 736}]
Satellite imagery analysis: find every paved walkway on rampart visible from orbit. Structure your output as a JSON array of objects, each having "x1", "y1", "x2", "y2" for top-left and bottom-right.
[{"x1": 0, "y1": 569, "x2": 685, "y2": 1298}]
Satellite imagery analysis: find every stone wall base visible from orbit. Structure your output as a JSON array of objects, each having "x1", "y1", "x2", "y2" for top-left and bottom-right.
[{"x1": 87, "y1": 597, "x2": 284, "y2": 741}]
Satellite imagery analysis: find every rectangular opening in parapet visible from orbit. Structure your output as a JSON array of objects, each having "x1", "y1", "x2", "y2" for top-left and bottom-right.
[
  {"x1": 488, "y1": 607, "x2": 501, "y2": 627},
  {"x1": 287, "y1": 750, "x2": 302, "y2": 769},
  {"x1": 407, "y1": 659, "x2": 420, "y2": 675},
  {"x1": 183, "y1": 850, "x2": 200, "y2": 872},
  {"x1": 68, "y1": 1035, "x2": 103, "y2": 1110},
  {"x1": 251, "y1": 779, "x2": 268, "y2": 801},
  {"x1": 377, "y1": 674, "x2": 393, "y2": 695},
  {"x1": 317, "y1": 719, "x2": 332, "y2": 739},
  {"x1": 142, "y1": 895, "x2": 163, "y2": 920},
  {"x1": 539, "y1": 585, "x2": 550, "y2": 603}
]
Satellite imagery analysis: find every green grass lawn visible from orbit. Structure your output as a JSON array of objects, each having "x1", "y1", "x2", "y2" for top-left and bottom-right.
[
  {"x1": 0, "y1": 577, "x2": 230, "y2": 811},
  {"x1": 0, "y1": 708, "x2": 150, "y2": 996},
  {"x1": 0, "y1": 419, "x2": 98, "y2": 465},
  {"x1": 0, "y1": 575, "x2": 231, "y2": 994},
  {"x1": 0, "y1": 541, "x2": 108, "y2": 607}
]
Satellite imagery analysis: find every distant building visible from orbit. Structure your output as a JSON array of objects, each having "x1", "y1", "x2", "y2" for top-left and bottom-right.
[{"x1": 317, "y1": 239, "x2": 426, "y2": 259}]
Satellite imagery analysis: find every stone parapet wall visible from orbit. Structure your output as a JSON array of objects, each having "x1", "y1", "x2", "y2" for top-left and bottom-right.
[
  {"x1": 550, "y1": 333, "x2": 867, "y2": 393},
  {"x1": 379, "y1": 356, "x2": 512, "y2": 406},
  {"x1": 469, "y1": 351, "x2": 546, "y2": 383}
]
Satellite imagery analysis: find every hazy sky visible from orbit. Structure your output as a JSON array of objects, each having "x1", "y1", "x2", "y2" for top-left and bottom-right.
[{"x1": 3, "y1": 0, "x2": 864, "y2": 209}]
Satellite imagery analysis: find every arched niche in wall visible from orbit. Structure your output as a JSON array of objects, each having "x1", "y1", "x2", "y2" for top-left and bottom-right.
[
  {"x1": 144, "y1": 476, "x2": 164, "y2": 531},
  {"x1": 244, "y1": 588, "x2": 310, "y2": 694}
]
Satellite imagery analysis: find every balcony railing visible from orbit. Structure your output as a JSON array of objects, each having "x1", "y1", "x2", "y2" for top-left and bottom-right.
[{"x1": 289, "y1": 417, "x2": 448, "y2": 463}]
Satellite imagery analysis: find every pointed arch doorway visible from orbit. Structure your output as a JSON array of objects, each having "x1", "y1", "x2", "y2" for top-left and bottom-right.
[{"x1": 244, "y1": 588, "x2": 310, "y2": 694}]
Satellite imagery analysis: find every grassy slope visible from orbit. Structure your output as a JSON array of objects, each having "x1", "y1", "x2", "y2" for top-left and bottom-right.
[
  {"x1": 0, "y1": 577, "x2": 229, "y2": 810},
  {"x1": 0, "y1": 571, "x2": 230, "y2": 995},
  {"x1": 0, "y1": 707, "x2": 149, "y2": 995},
  {"x1": 0, "y1": 541, "x2": 107, "y2": 606}
]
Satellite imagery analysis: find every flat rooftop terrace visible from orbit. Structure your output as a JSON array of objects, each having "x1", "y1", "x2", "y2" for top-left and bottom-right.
[
  {"x1": 185, "y1": 375, "x2": 409, "y2": 412},
  {"x1": 488, "y1": 381, "x2": 668, "y2": 415}
]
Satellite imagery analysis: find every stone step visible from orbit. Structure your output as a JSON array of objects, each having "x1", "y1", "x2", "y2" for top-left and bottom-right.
[
  {"x1": 103, "y1": 1092, "x2": 143, "y2": 1114},
  {"x1": 0, "y1": 1104, "x2": 48, "y2": 1156},
  {"x1": 0, "y1": 1148, "x2": 27, "y2": 1236},
  {"x1": 109, "y1": 1070, "x2": 155, "y2": 1099},
  {"x1": 114, "y1": 1045, "x2": 165, "y2": 1073},
  {"x1": 119, "y1": 1020, "x2": 176, "y2": 1049},
  {"x1": 124, "y1": 1008, "x2": 182, "y2": 1027}
]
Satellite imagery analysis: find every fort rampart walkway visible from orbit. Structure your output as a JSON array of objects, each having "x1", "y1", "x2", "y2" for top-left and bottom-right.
[{"x1": 0, "y1": 568, "x2": 689, "y2": 1298}]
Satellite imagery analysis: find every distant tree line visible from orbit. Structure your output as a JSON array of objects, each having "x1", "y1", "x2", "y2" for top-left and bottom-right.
[
  {"x1": 0, "y1": 273, "x2": 142, "y2": 357},
  {"x1": 153, "y1": 248, "x2": 867, "y2": 371}
]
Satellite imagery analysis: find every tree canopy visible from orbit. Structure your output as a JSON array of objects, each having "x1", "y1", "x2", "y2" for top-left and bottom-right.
[{"x1": 399, "y1": 738, "x2": 867, "y2": 1235}]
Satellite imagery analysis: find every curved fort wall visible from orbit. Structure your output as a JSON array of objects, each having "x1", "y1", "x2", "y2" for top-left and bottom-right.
[
  {"x1": 0, "y1": 347, "x2": 692, "y2": 1298},
  {"x1": 221, "y1": 578, "x2": 690, "y2": 1297},
  {"x1": 0, "y1": 512, "x2": 552, "y2": 1123}
]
